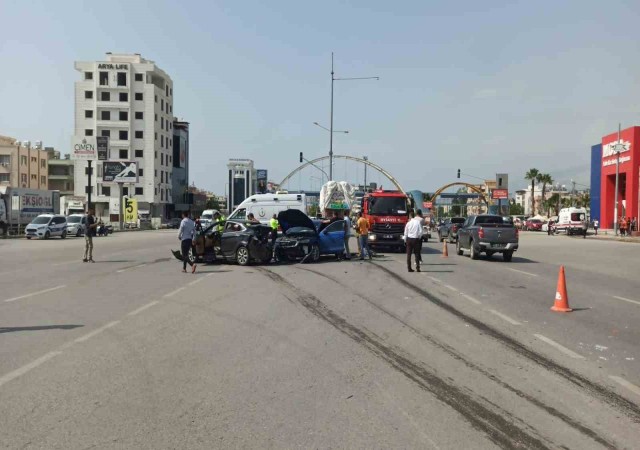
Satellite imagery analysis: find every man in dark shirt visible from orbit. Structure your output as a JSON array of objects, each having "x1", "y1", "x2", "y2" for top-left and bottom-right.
[{"x1": 83, "y1": 208, "x2": 98, "y2": 263}]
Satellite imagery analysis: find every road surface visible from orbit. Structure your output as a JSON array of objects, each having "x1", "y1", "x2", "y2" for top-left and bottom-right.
[{"x1": 0, "y1": 230, "x2": 639, "y2": 449}]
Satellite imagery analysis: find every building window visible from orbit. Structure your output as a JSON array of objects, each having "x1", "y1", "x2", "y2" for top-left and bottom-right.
[
  {"x1": 41, "y1": 159, "x2": 46, "y2": 168},
  {"x1": 117, "y1": 72, "x2": 127, "y2": 86},
  {"x1": 21, "y1": 173, "x2": 27, "y2": 183},
  {"x1": 85, "y1": 91, "x2": 93, "y2": 99},
  {"x1": 85, "y1": 110, "x2": 93, "y2": 118},
  {"x1": 170, "y1": 105, "x2": 172, "y2": 113},
  {"x1": 135, "y1": 111, "x2": 143, "y2": 119},
  {"x1": 119, "y1": 111, "x2": 128, "y2": 121},
  {"x1": 102, "y1": 186, "x2": 111, "y2": 196},
  {"x1": 101, "y1": 91, "x2": 110, "y2": 101},
  {"x1": 41, "y1": 175, "x2": 46, "y2": 185},
  {"x1": 97, "y1": 163, "x2": 103, "y2": 177},
  {"x1": 119, "y1": 130, "x2": 128, "y2": 140},
  {"x1": 165, "y1": 86, "x2": 169, "y2": 96},
  {"x1": 135, "y1": 149, "x2": 143, "y2": 158},
  {"x1": 155, "y1": 113, "x2": 158, "y2": 122},
  {"x1": 119, "y1": 92, "x2": 128, "y2": 102},
  {"x1": 119, "y1": 149, "x2": 128, "y2": 159},
  {"x1": 161, "y1": 135, "x2": 164, "y2": 146},
  {"x1": 161, "y1": 117, "x2": 164, "y2": 129},
  {"x1": 101, "y1": 110, "x2": 111, "y2": 120},
  {"x1": 155, "y1": 132, "x2": 157, "y2": 140},
  {"x1": 161, "y1": 154, "x2": 164, "y2": 165},
  {"x1": 161, "y1": 189, "x2": 164, "y2": 201},
  {"x1": 135, "y1": 92, "x2": 143, "y2": 101},
  {"x1": 85, "y1": 72, "x2": 93, "y2": 80},
  {"x1": 21, "y1": 155, "x2": 27, "y2": 165},
  {"x1": 155, "y1": 169, "x2": 157, "y2": 177},
  {"x1": 135, "y1": 73, "x2": 143, "y2": 82},
  {"x1": 101, "y1": 130, "x2": 110, "y2": 137},
  {"x1": 135, "y1": 131, "x2": 143, "y2": 139},
  {"x1": 31, "y1": 156, "x2": 37, "y2": 163},
  {"x1": 0, "y1": 155, "x2": 10, "y2": 165},
  {"x1": 170, "y1": 88, "x2": 172, "y2": 96},
  {"x1": 99, "y1": 72, "x2": 108, "y2": 86},
  {"x1": 161, "y1": 99, "x2": 164, "y2": 109},
  {"x1": 0, "y1": 173, "x2": 10, "y2": 183},
  {"x1": 135, "y1": 187, "x2": 143, "y2": 195},
  {"x1": 155, "y1": 152, "x2": 157, "y2": 160},
  {"x1": 123, "y1": 187, "x2": 129, "y2": 196},
  {"x1": 155, "y1": 94, "x2": 157, "y2": 103},
  {"x1": 85, "y1": 129, "x2": 94, "y2": 136},
  {"x1": 138, "y1": 168, "x2": 144, "y2": 177},
  {"x1": 31, "y1": 174, "x2": 37, "y2": 180}
]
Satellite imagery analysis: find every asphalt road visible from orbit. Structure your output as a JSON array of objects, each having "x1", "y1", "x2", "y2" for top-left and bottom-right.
[{"x1": 0, "y1": 230, "x2": 639, "y2": 449}]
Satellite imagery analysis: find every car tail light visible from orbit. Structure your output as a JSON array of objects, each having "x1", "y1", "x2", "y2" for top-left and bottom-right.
[{"x1": 478, "y1": 227, "x2": 484, "y2": 239}]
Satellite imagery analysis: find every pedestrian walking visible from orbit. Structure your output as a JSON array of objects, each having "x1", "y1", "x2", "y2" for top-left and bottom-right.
[
  {"x1": 404, "y1": 212, "x2": 423, "y2": 272},
  {"x1": 632, "y1": 217, "x2": 637, "y2": 234},
  {"x1": 582, "y1": 218, "x2": 588, "y2": 239},
  {"x1": 620, "y1": 217, "x2": 627, "y2": 236},
  {"x1": 356, "y1": 212, "x2": 372, "y2": 260},
  {"x1": 83, "y1": 208, "x2": 98, "y2": 263},
  {"x1": 415, "y1": 209, "x2": 425, "y2": 263},
  {"x1": 593, "y1": 219, "x2": 599, "y2": 235},
  {"x1": 178, "y1": 211, "x2": 197, "y2": 273},
  {"x1": 343, "y1": 212, "x2": 352, "y2": 260}
]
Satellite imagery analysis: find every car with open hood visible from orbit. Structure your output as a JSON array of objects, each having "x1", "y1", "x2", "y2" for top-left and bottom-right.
[{"x1": 274, "y1": 210, "x2": 346, "y2": 263}]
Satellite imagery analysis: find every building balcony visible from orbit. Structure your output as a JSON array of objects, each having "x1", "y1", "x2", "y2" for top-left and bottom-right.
[
  {"x1": 96, "y1": 119, "x2": 130, "y2": 128},
  {"x1": 95, "y1": 100, "x2": 130, "y2": 109},
  {"x1": 48, "y1": 174, "x2": 73, "y2": 181}
]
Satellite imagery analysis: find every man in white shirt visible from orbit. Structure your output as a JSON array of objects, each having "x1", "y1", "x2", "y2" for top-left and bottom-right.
[
  {"x1": 404, "y1": 212, "x2": 423, "y2": 272},
  {"x1": 178, "y1": 211, "x2": 197, "y2": 273}
]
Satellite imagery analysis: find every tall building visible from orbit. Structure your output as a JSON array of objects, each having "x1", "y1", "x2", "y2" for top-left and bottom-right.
[
  {"x1": 172, "y1": 120, "x2": 189, "y2": 214},
  {"x1": 227, "y1": 159, "x2": 256, "y2": 211},
  {"x1": 47, "y1": 149, "x2": 74, "y2": 196},
  {"x1": 0, "y1": 136, "x2": 48, "y2": 189},
  {"x1": 73, "y1": 53, "x2": 175, "y2": 219}
]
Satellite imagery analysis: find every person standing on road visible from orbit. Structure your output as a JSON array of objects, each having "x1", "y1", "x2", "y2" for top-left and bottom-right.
[
  {"x1": 356, "y1": 212, "x2": 372, "y2": 260},
  {"x1": 83, "y1": 208, "x2": 98, "y2": 263},
  {"x1": 620, "y1": 217, "x2": 627, "y2": 236},
  {"x1": 582, "y1": 218, "x2": 588, "y2": 239},
  {"x1": 178, "y1": 211, "x2": 197, "y2": 274},
  {"x1": 404, "y1": 212, "x2": 423, "y2": 272},
  {"x1": 415, "y1": 209, "x2": 425, "y2": 264},
  {"x1": 593, "y1": 219, "x2": 599, "y2": 235},
  {"x1": 343, "y1": 212, "x2": 352, "y2": 260},
  {"x1": 269, "y1": 214, "x2": 279, "y2": 247}
]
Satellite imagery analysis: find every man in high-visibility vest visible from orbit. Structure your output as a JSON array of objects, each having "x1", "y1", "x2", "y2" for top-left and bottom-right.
[
  {"x1": 269, "y1": 214, "x2": 279, "y2": 246},
  {"x1": 213, "y1": 212, "x2": 225, "y2": 233}
]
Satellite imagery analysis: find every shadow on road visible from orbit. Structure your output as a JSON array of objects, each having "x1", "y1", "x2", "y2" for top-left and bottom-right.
[{"x1": 0, "y1": 324, "x2": 84, "y2": 334}]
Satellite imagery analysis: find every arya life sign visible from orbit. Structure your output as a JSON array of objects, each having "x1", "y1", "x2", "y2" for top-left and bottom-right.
[{"x1": 71, "y1": 137, "x2": 97, "y2": 161}]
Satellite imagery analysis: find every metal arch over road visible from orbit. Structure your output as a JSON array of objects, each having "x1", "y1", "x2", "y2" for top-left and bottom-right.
[
  {"x1": 430, "y1": 182, "x2": 489, "y2": 204},
  {"x1": 278, "y1": 155, "x2": 406, "y2": 194}
]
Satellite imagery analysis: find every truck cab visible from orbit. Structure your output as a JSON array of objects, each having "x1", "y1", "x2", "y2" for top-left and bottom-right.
[{"x1": 361, "y1": 190, "x2": 410, "y2": 252}]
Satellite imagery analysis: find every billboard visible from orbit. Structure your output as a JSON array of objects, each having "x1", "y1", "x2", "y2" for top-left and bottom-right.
[
  {"x1": 96, "y1": 136, "x2": 109, "y2": 161},
  {"x1": 123, "y1": 197, "x2": 138, "y2": 223},
  {"x1": 103, "y1": 161, "x2": 138, "y2": 183},
  {"x1": 71, "y1": 136, "x2": 97, "y2": 161},
  {"x1": 256, "y1": 169, "x2": 268, "y2": 194},
  {"x1": 491, "y1": 189, "x2": 509, "y2": 200}
]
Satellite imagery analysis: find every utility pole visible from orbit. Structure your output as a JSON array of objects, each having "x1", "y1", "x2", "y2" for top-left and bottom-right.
[
  {"x1": 86, "y1": 160, "x2": 92, "y2": 211},
  {"x1": 363, "y1": 156, "x2": 368, "y2": 188}
]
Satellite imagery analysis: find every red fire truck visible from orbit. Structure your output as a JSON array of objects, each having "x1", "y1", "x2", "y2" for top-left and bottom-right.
[{"x1": 361, "y1": 189, "x2": 412, "y2": 252}]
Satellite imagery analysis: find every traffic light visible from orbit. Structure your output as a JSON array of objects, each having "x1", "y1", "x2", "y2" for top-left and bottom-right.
[
  {"x1": 457, "y1": 169, "x2": 461, "y2": 179},
  {"x1": 299, "y1": 152, "x2": 304, "y2": 163}
]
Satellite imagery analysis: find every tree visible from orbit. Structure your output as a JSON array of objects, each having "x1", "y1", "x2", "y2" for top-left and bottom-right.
[
  {"x1": 509, "y1": 200, "x2": 524, "y2": 215},
  {"x1": 537, "y1": 173, "x2": 553, "y2": 208},
  {"x1": 546, "y1": 193, "x2": 561, "y2": 216},
  {"x1": 206, "y1": 197, "x2": 221, "y2": 211},
  {"x1": 576, "y1": 192, "x2": 590, "y2": 209},
  {"x1": 525, "y1": 168, "x2": 540, "y2": 216}
]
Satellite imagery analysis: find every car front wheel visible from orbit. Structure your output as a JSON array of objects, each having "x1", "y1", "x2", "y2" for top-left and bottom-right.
[
  {"x1": 236, "y1": 245, "x2": 250, "y2": 266},
  {"x1": 61, "y1": 230, "x2": 67, "y2": 239},
  {"x1": 44, "y1": 231, "x2": 50, "y2": 240}
]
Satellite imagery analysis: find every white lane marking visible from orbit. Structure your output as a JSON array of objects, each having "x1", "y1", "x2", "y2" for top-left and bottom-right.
[
  {"x1": 116, "y1": 263, "x2": 147, "y2": 273},
  {"x1": 507, "y1": 268, "x2": 538, "y2": 277},
  {"x1": 612, "y1": 295, "x2": 640, "y2": 307},
  {"x1": 0, "y1": 351, "x2": 62, "y2": 388},
  {"x1": 442, "y1": 284, "x2": 458, "y2": 292},
  {"x1": 4, "y1": 285, "x2": 67, "y2": 303},
  {"x1": 488, "y1": 309, "x2": 521, "y2": 325},
  {"x1": 52, "y1": 260, "x2": 81, "y2": 267},
  {"x1": 127, "y1": 301, "x2": 159, "y2": 316},
  {"x1": 609, "y1": 376, "x2": 640, "y2": 397},
  {"x1": 164, "y1": 286, "x2": 186, "y2": 298},
  {"x1": 460, "y1": 293, "x2": 482, "y2": 305},
  {"x1": 534, "y1": 334, "x2": 585, "y2": 359},
  {"x1": 187, "y1": 273, "x2": 214, "y2": 286},
  {"x1": 73, "y1": 321, "x2": 120, "y2": 343},
  {"x1": 427, "y1": 276, "x2": 442, "y2": 283}
]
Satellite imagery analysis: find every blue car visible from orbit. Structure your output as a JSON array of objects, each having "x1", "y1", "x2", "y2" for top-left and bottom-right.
[{"x1": 275, "y1": 210, "x2": 346, "y2": 263}]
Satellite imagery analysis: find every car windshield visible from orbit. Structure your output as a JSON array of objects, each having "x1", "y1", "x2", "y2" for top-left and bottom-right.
[
  {"x1": 475, "y1": 216, "x2": 505, "y2": 225},
  {"x1": 369, "y1": 197, "x2": 407, "y2": 215},
  {"x1": 286, "y1": 227, "x2": 316, "y2": 236},
  {"x1": 201, "y1": 214, "x2": 213, "y2": 220},
  {"x1": 451, "y1": 218, "x2": 465, "y2": 224},
  {"x1": 31, "y1": 216, "x2": 51, "y2": 224},
  {"x1": 67, "y1": 216, "x2": 81, "y2": 223}
]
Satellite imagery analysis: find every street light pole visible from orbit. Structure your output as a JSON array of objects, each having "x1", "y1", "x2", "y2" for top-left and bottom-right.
[{"x1": 363, "y1": 155, "x2": 368, "y2": 188}]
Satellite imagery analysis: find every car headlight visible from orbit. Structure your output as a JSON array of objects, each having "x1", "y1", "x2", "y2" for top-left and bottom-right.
[{"x1": 368, "y1": 234, "x2": 376, "y2": 241}]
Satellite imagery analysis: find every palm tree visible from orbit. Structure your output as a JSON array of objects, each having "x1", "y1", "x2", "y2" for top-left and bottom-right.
[
  {"x1": 547, "y1": 193, "x2": 561, "y2": 216},
  {"x1": 525, "y1": 168, "x2": 540, "y2": 215},
  {"x1": 538, "y1": 174, "x2": 553, "y2": 211}
]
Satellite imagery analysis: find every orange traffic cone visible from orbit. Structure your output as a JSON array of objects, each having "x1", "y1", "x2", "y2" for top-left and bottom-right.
[
  {"x1": 441, "y1": 240, "x2": 449, "y2": 258},
  {"x1": 551, "y1": 266, "x2": 572, "y2": 312}
]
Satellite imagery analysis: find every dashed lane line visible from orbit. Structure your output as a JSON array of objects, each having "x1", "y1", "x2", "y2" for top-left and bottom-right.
[
  {"x1": 3, "y1": 285, "x2": 67, "y2": 303},
  {"x1": 612, "y1": 295, "x2": 640, "y2": 307},
  {"x1": 534, "y1": 334, "x2": 585, "y2": 360},
  {"x1": 460, "y1": 293, "x2": 482, "y2": 305},
  {"x1": 127, "y1": 301, "x2": 159, "y2": 316},
  {"x1": 0, "y1": 351, "x2": 63, "y2": 388},
  {"x1": 609, "y1": 376, "x2": 640, "y2": 397},
  {"x1": 488, "y1": 309, "x2": 521, "y2": 325},
  {"x1": 116, "y1": 263, "x2": 147, "y2": 273},
  {"x1": 164, "y1": 286, "x2": 186, "y2": 298},
  {"x1": 427, "y1": 276, "x2": 442, "y2": 284},
  {"x1": 442, "y1": 284, "x2": 458, "y2": 292},
  {"x1": 73, "y1": 321, "x2": 120, "y2": 343},
  {"x1": 507, "y1": 268, "x2": 538, "y2": 277}
]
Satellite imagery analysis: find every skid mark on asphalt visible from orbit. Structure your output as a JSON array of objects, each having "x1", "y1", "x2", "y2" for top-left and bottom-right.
[
  {"x1": 368, "y1": 262, "x2": 640, "y2": 422},
  {"x1": 292, "y1": 265, "x2": 616, "y2": 448},
  {"x1": 3, "y1": 285, "x2": 67, "y2": 303},
  {"x1": 256, "y1": 267, "x2": 554, "y2": 449}
]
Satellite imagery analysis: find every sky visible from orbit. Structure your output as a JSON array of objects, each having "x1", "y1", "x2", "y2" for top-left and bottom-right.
[{"x1": 2, "y1": 0, "x2": 640, "y2": 194}]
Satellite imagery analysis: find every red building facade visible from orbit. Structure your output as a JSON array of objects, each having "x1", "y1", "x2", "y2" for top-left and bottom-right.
[{"x1": 601, "y1": 126, "x2": 640, "y2": 229}]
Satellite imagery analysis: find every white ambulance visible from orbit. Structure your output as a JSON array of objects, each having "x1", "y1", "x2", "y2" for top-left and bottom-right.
[{"x1": 555, "y1": 207, "x2": 587, "y2": 235}]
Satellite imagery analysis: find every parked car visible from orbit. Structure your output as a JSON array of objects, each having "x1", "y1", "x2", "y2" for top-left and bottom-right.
[
  {"x1": 438, "y1": 217, "x2": 466, "y2": 243},
  {"x1": 25, "y1": 214, "x2": 68, "y2": 240},
  {"x1": 66, "y1": 214, "x2": 86, "y2": 237},
  {"x1": 186, "y1": 219, "x2": 272, "y2": 266},
  {"x1": 167, "y1": 217, "x2": 181, "y2": 229},
  {"x1": 524, "y1": 218, "x2": 543, "y2": 231},
  {"x1": 456, "y1": 214, "x2": 519, "y2": 261},
  {"x1": 274, "y1": 209, "x2": 346, "y2": 263}
]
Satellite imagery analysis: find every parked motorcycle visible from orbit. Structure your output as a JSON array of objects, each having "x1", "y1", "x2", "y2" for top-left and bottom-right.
[{"x1": 96, "y1": 222, "x2": 113, "y2": 237}]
